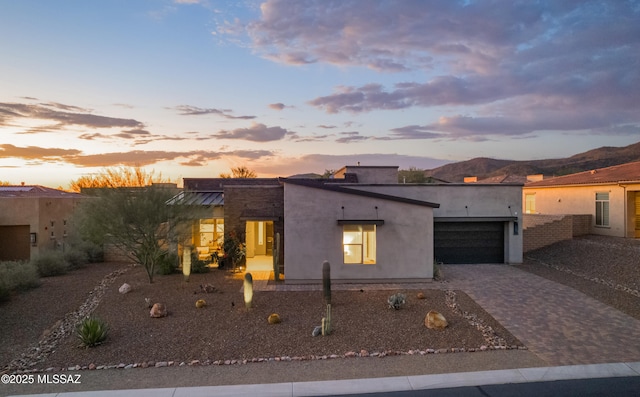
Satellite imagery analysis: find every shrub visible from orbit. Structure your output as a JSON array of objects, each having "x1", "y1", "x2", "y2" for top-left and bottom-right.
[
  {"x1": 64, "y1": 249, "x2": 90, "y2": 270},
  {"x1": 0, "y1": 261, "x2": 40, "y2": 293},
  {"x1": 31, "y1": 251, "x2": 69, "y2": 277},
  {"x1": 191, "y1": 258, "x2": 210, "y2": 274},
  {"x1": 155, "y1": 252, "x2": 179, "y2": 275},
  {"x1": 387, "y1": 293, "x2": 406, "y2": 310},
  {"x1": 77, "y1": 317, "x2": 109, "y2": 347}
]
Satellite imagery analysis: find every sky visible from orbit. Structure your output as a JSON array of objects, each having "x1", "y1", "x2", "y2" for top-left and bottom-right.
[{"x1": 1, "y1": 0, "x2": 639, "y2": 189}]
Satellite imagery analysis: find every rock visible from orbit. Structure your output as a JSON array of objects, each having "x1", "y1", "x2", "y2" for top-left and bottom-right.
[
  {"x1": 119, "y1": 283, "x2": 132, "y2": 294},
  {"x1": 195, "y1": 299, "x2": 206, "y2": 308},
  {"x1": 425, "y1": 310, "x2": 448, "y2": 330},
  {"x1": 268, "y1": 313, "x2": 281, "y2": 324},
  {"x1": 150, "y1": 303, "x2": 167, "y2": 318},
  {"x1": 416, "y1": 292, "x2": 425, "y2": 299},
  {"x1": 312, "y1": 326, "x2": 322, "y2": 337},
  {"x1": 200, "y1": 283, "x2": 216, "y2": 293}
]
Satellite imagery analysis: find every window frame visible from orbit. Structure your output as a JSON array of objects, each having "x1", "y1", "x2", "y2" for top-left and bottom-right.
[
  {"x1": 342, "y1": 224, "x2": 376, "y2": 265},
  {"x1": 595, "y1": 192, "x2": 610, "y2": 227}
]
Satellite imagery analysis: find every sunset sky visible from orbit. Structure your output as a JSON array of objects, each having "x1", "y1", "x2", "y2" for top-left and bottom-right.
[{"x1": 1, "y1": 0, "x2": 639, "y2": 188}]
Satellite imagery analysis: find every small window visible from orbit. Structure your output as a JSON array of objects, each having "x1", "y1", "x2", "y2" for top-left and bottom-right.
[
  {"x1": 525, "y1": 194, "x2": 536, "y2": 214},
  {"x1": 595, "y1": 192, "x2": 610, "y2": 227},
  {"x1": 343, "y1": 225, "x2": 376, "y2": 264}
]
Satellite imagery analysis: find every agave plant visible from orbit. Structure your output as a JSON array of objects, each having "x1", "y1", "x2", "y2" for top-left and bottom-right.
[{"x1": 77, "y1": 316, "x2": 109, "y2": 348}]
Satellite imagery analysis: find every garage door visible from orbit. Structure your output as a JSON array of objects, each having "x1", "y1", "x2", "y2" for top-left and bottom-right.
[
  {"x1": 434, "y1": 222, "x2": 504, "y2": 264},
  {"x1": 0, "y1": 225, "x2": 30, "y2": 261}
]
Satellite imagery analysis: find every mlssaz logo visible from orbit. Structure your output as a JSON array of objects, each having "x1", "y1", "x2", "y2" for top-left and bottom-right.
[{"x1": 37, "y1": 374, "x2": 82, "y2": 384}]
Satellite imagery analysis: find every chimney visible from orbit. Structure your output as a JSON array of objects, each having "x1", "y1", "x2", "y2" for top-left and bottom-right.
[{"x1": 526, "y1": 174, "x2": 544, "y2": 182}]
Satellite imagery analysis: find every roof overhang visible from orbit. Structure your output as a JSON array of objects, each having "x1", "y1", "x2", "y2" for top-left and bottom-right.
[
  {"x1": 434, "y1": 216, "x2": 517, "y2": 222},
  {"x1": 337, "y1": 219, "x2": 385, "y2": 226}
]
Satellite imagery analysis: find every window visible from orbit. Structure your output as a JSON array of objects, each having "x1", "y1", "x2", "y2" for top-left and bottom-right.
[
  {"x1": 525, "y1": 194, "x2": 536, "y2": 214},
  {"x1": 343, "y1": 225, "x2": 376, "y2": 264},
  {"x1": 595, "y1": 192, "x2": 609, "y2": 227}
]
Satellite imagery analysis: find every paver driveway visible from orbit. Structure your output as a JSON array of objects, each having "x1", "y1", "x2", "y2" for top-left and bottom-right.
[{"x1": 440, "y1": 264, "x2": 640, "y2": 366}]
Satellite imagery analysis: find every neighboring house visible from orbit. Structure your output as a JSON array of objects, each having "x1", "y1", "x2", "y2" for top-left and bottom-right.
[
  {"x1": 523, "y1": 161, "x2": 640, "y2": 238},
  {"x1": 172, "y1": 165, "x2": 523, "y2": 283},
  {"x1": 0, "y1": 185, "x2": 84, "y2": 261}
]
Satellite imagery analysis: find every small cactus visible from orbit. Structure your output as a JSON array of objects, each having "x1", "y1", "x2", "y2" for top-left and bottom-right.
[
  {"x1": 268, "y1": 313, "x2": 281, "y2": 324},
  {"x1": 322, "y1": 260, "x2": 331, "y2": 305},
  {"x1": 244, "y1": 272, "x2": 253, "y2": 309},
  {"x1": 388, "y1": 293, "x2": 406, "y2": 310},
  {"x1": 322, "y1": 304, "x2": 332, "y2": 336}
]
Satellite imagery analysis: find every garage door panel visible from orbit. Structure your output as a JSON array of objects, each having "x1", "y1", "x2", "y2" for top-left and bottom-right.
[{"x1": 434, "y1": 222, "x2": 504, "y2": 264}]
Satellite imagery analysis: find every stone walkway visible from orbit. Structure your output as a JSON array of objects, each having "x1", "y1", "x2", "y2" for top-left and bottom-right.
[
  {"x1": 249, "y1": 265, "x2": 640, "y2": 366},
  {"x1": 438, "y1": 264, "x2": 640, "y2": 366}
]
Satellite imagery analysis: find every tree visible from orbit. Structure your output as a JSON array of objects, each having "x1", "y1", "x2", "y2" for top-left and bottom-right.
[
  {"x1": 76, "y1": 186, "x2": 196, "y2": 283},
  {"x1": 219, "y1": 165, "x2": 257, "y2": 178},
  {"x1": 398, "y1": 167, "x2": 427, "y2": 183},
  {"x1": 68, "y1": 166, "x2": 171, "y2": 193}
]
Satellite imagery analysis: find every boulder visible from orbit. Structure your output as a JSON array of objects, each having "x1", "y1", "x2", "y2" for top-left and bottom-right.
[
  {"x1": 425, "y1": 310, "x2": 448, "y2": 330},
  {"x1": 119, "y1": 283, "x2": 131, "y2": 294},
  {"x1": 268, "y1": 313, "x2": 281, "y2": 324},
  {"x1": 195, "y1": 299, "x2": 206, "y2": 308},
  {"x1": 416, "y1": 292, "x2": 425, "y2": 299},
  {"x1": 150, "y1": 303, "x2": 167, "y2": 318}
]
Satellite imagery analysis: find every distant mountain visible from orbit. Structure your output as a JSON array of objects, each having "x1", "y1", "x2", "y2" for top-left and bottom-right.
[{"x1": 425, "y1": 141, "x2": 640, "y2": 183}]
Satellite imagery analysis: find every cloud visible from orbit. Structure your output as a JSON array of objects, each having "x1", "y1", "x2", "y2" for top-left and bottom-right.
[
  {"x1": 335, "y1": 131, "x2": 369, "y2": 144},
  {"x1": 0, "y1": 144, "x2": 275, "y2": 168},
  {"x1": 213, "y1": 122, "x2": 292, "y2": 142},
  {"x1": 235, "y1": 1, "x2": 640, "y2": 139},
  {"x1": 268, "y1": 103, "x2": 286, "y2": 110},
  {"x1": 175, "y1": 105, "x2": 255, "y2": 119},
  {"x1": 0, "y1": 144, "x2": 81, "y2": 160},
  {"x1": 0, "y1": 102, "x2": 146, "y2": 131}
]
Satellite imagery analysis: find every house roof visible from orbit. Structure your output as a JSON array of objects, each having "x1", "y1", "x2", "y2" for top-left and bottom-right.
[
  {"x1": 0, "y1": 185, "x2": 82, "y2": 198},
  {"x1": 183, "y1": 178, "x2": 280, "y2": 191},
  {"x1": 281, "y1": 178, "x2": 440, "y2": 208},
  {"x1": 477, "y1": 174, "x2": 528, "y2": 184},
  {"x1": 524, "y1": 161, "x2": 640, "y2": 187},
  {"x1": 166, "y1": 191, "x2": 224, "y2": 206}
]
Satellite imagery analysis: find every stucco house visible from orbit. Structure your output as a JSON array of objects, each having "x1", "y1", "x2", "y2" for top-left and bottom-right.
[
  {"x1": 523, "y1": 161, "x2": 640, "y2": 238},
  {"x1": 0, "y1": 185, "x2": 85, "y2": 261},
  {"x1": 173, "y1": 165, "x2": 523, "y2": 283}
]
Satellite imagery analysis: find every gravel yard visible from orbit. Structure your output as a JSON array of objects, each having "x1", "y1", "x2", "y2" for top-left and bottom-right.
[
  {"x1": 1, "y1": 261, "x2": 520, "y2": 374},
  {"x1": 519, "y1": 235, "x2": 640, "y2": 320}
]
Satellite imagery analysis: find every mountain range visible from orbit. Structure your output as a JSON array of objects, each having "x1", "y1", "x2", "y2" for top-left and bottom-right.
[{"x1": 424, "y1": 141, "x2": 640, "y2": 183}]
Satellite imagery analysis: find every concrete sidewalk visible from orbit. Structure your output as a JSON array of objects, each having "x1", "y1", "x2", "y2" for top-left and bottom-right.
[{"x1": 7, "y1": 361, "x2": 640, "y2": 396}]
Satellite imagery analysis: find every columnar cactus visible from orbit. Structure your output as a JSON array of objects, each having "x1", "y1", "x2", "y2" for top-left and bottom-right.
[
  {"x1": 322, "y1": 260, "x2": 331, "y2": 305},
  {"x1": 244, "y1": 272, "x2": 253, "y2": 309},
  {"x1": 272, "y1": 232, "x2": 281, "y2": 281},
  {"x1": 322, "y1": 303, "x2": 332, "y2": 336}
]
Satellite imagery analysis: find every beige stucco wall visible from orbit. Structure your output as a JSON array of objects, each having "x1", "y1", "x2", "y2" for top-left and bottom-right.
[
  {"x1": 283, "y1": 183, "x2": 434, "y2": 283},
  {"x1": 523, "y1": 183, "x2": 640, "y2": 238},
  {"x1": 344, "y1": 184, "x2": 523, "y2": 263},
  {"x1": 0, "y1": 196, "x2": 84, "y2": 259}
]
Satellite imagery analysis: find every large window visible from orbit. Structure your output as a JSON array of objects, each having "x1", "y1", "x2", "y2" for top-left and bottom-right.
[
  {"x1": 595, "y1": 192, "x2": 610, "y2": 227},
  {"x1": 525, "y1": 194, "x2": 536, "y2": 214},
  {"x1": 343, "y1": 225, "x2": 376, "y2": 264}
]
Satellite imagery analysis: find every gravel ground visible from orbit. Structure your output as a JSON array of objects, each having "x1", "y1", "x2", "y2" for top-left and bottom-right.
[
  {"x1": 519, "y1": 235, "x2": 640, "y2": 320},
  {"x1": 1, "y1": 263, "x2": 520, "y2": 373}
]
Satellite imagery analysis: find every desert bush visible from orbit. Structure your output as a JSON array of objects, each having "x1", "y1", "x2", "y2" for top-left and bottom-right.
[
  {"x1": 77, "y1": 317, "x2": 109, "y2": 347},
  {"x1": 0, "y1": 261, "x2": 40, "y2": 295},
  {"x1": 31, "y1": 251, "x2": 69, "y2": 277},
  {"x1": 64, "y1": 249, "x2": 90, "y2": 270},
  {"x1": 189, "y1": 250, "x2": 210, "y2": 274},
  {"x1": 155, "y1": 252, "x2": 179, "y2": 275},
  {"x1": 387, "y1": 293, "x2": 406, "y2": 310}
]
